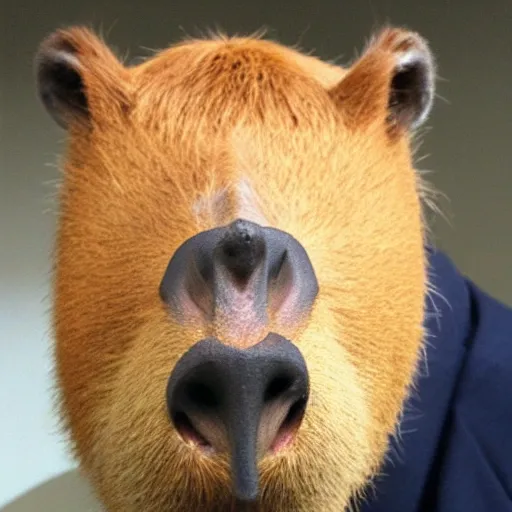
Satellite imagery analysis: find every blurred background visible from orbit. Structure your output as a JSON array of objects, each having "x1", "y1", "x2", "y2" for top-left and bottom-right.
[{"x1": 1, "y1": 0, "x2": 511, "y2": 508}]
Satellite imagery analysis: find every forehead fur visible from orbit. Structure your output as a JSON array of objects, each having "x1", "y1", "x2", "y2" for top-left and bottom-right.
[{"x1": 125, "y1": 36, "x2": 347, "y2": 149}]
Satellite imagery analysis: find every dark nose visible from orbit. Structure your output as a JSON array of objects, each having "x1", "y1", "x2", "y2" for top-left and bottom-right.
[
  {"x1": 215, "y1": 218, "x2": 266, "y2": 282},
  {"x1": 166, "y1": 333, "x2": 309, "y2": 503},
  {"x1": 159, "y1": 218, "x2": 319, "y2": 330}
]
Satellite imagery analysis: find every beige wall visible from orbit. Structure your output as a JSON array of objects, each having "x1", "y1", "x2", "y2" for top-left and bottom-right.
[{"x1": 1, "y1": 0, "x2": 511, "y2": 507}]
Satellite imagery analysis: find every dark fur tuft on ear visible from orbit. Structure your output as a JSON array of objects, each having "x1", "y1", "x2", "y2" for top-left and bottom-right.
[
  {"x1": 35, "y1": 27, "x2": 130, "y2": 130},
  {"x1": 386, "y1": 31, "x2": 436, "y2": 130},
  {"x1": 329, "y1": 27, "x2": 436, "y2": 134},
  {"x1": 35, "y1": 33, "x2": 88, "y2": 128}
]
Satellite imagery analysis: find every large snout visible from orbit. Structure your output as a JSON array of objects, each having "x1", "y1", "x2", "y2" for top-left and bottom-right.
[
  {"x1": 159, "y1": 219, "x2": 318, "y2": 502},
  {"x1": 166, "y1": 333, "x2": 309, "y2": 502}
]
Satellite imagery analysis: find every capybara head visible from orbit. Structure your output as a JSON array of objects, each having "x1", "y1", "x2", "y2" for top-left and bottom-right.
[{"x1": 36, "y1": 24, "x2": 436, "y2": 511}]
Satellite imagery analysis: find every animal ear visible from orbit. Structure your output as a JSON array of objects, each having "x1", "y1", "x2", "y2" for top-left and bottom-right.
[
  {"x1": 329, "y1": 27, "x2": 436, "y2": 134},
  {"x1": 35, "y1": 27, "x2": 129, "y2": 129}
]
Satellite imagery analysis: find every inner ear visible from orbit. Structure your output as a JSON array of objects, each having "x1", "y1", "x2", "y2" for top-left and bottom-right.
[
  {"x1": 329, "y1": 28, "x2": 436, "y2": 133},
  {"x1": 388, "y1": 48, "x2": 435, "y2": 130},
  {"x1": 35, "y1": 27, "x2": 129, "y2": 130},
  {"x1": 36, "y1": 43, "x2": 88, "y2": 128}
]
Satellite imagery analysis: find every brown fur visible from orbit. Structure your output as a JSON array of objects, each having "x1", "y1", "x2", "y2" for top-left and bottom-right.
[{"x1": 46, "y1": 26, "x2": 429, "y2": 511}]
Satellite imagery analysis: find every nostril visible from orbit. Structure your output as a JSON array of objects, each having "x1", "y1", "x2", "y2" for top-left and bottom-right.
[
  {"x1": 283, "y1": 396, "x2": 307, "y2": 429},
  {"x1": 169, "y1": 368, "x2": 225, "y2": 452},
  {"x1": 185, "y1": 381, "x2": 220, "y2": 409},
  {"x1": 264, "y1": 375, "x2": 293, "y2": 402},
  {"x1": 172, "y1": 411, "x2": 212, "y2": 448},
  {"x1": 270, "y1": 395, "x2": 308, "y2": 454},
  {"x1": 225, "y1": 246, "x2": 237, "y2": 258}
]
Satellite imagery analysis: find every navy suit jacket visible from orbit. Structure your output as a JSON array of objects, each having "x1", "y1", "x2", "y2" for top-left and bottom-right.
[{"x1": 359, "y1": 248, "x2": 512, "y2": 512}]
